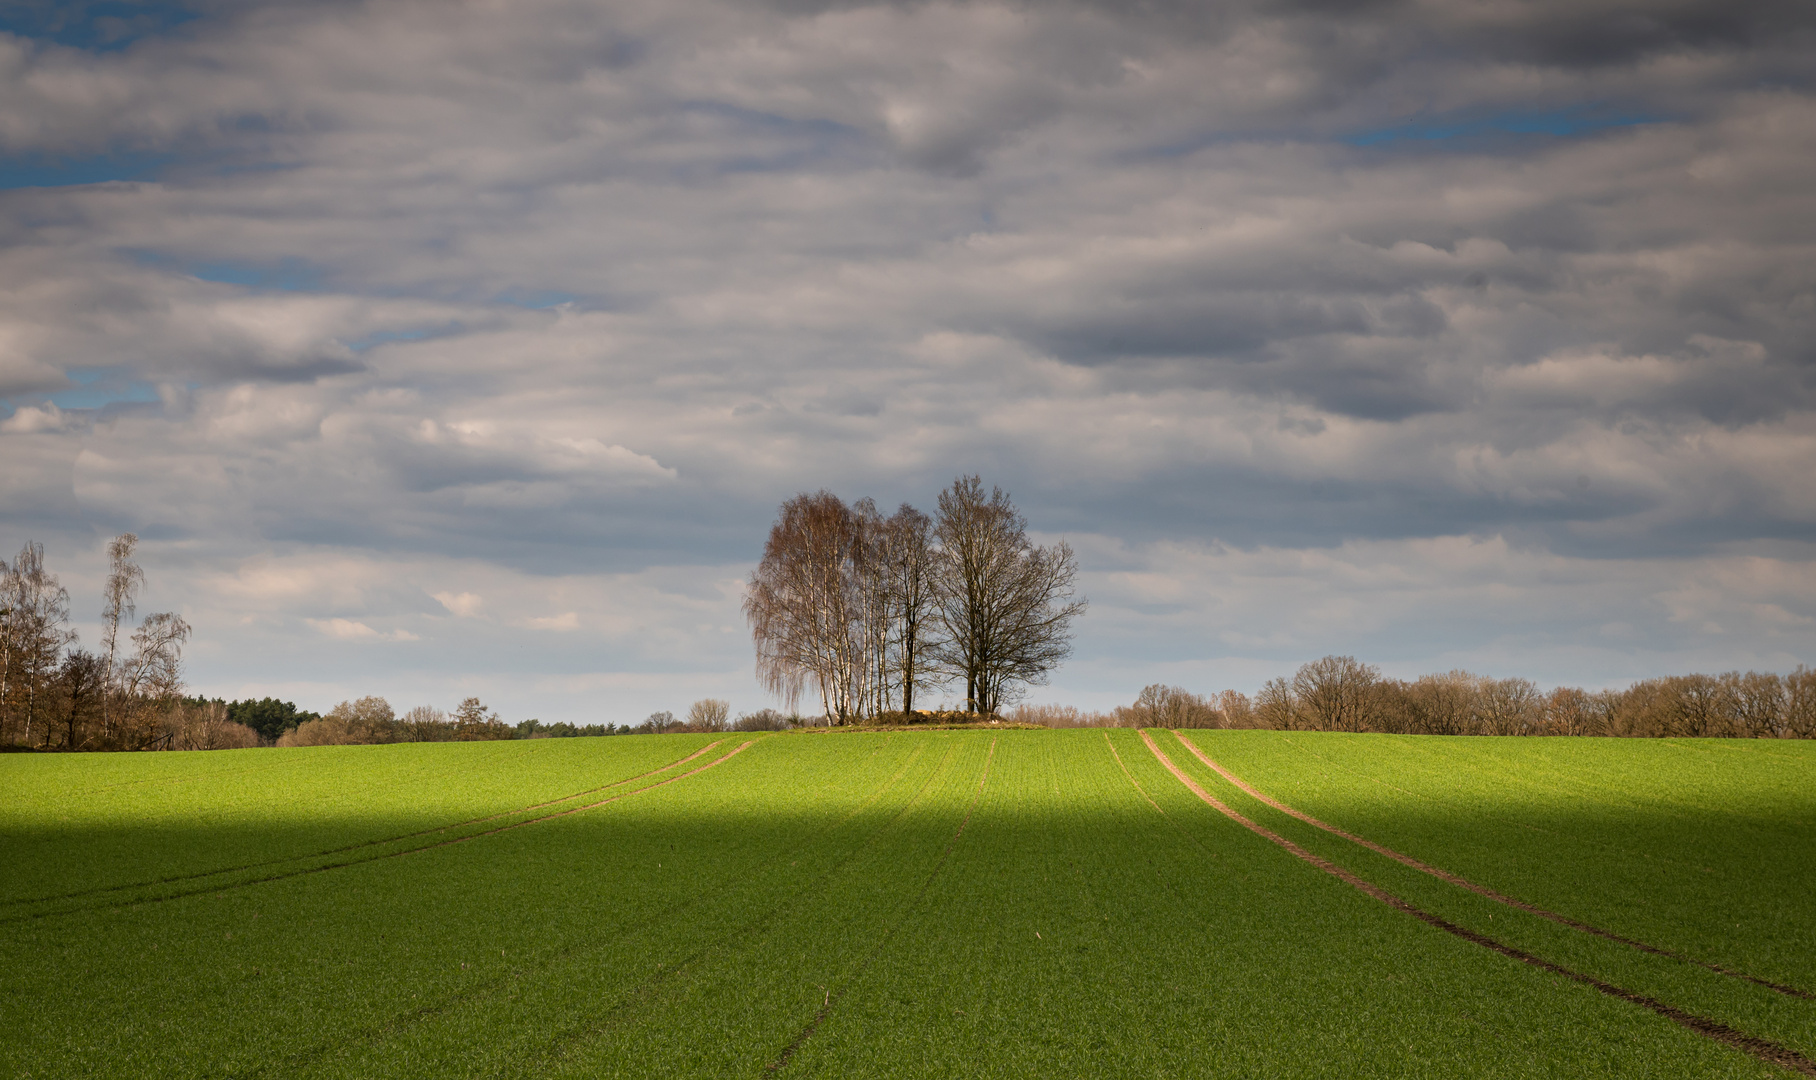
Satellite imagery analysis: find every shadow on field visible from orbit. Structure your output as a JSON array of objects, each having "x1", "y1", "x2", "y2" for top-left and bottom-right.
[{"x1": 6, "y1": 727, "x2": 1816, "y2": 1080}]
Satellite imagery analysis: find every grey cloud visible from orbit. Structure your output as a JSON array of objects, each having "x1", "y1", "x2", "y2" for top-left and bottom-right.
[{"x1": 2, "y1": 0, "x2": 1813, "y2": 718}]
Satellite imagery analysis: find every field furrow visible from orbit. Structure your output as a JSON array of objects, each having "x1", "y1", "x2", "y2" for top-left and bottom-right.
[
  {"x1": 1182, "y1": 731, "x2": 1816, "y2": 989},
  {"x1": 3, "y1": 729, "x2": 1807, "y2": 1079},
  {"x1": 0, "y1": 738, "x2": 755, "y2": 925},
  {"x1": 1141, "y1": 731, "x2": 1816, "y2": 1078},
  {"x1": 1173, "y1": 730, "x2": 1816, "y2": 1002}
]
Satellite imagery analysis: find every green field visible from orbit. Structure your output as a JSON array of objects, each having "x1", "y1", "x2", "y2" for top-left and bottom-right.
[{"x1": 3, "y1": 730, "x2": 1813, "y2": 1078}]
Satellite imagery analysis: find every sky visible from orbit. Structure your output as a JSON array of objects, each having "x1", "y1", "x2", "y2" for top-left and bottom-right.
[{"x1": 2, "y1": 0, "x2": 1813, "y2": 724}]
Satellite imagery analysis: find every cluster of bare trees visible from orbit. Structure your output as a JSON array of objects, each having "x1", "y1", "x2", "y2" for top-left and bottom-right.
[
  {"x1": 1031, "y1": 656, "x2": 1816, "y2": 737},
  {"x1": 278, "y1": 695, "x2": 798, "y2": 743},
  {"x1": 277, "y1": 697, "x2": 516, "y2": 745},
  {"x1": 1, "y1": 535, "x2": 193, "y2": 751},
  {"x1": 1006, "y1": 685, "x2": 1239, "y2": 729},
  {"x1": 630, "y1": 700, "x2": 798, "y2": 733},
  {"x1": 1244, "y1": 657, "x2": 1816, "y2": 737},
  {"x1": 745, "y1": 476, "x2": 1086, "y2": 724}
]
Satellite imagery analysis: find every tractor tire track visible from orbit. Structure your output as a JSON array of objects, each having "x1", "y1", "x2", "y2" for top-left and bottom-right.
[
  {"x1": 475, "y1": 739, "x2": 965, "y2": 1078},
  {"x1": 1172, "y1": 731, "x2": 1815, "y2": 1001},
  {"x1": 3, "y1": 741, "x2": 753, "y2": 926},
  {"x1": 1141, "y1": 731, "x2": 1816, "y2": 1078},
  {"x1": 3, "y1": 740, "x2": 728, "y2": 910},
  {"x1": 246, "y1": 739, "x2": 940, "y2": 1080},
  {"x1": 766, "y1": 736, "x2": 999, "y2": 1074}
]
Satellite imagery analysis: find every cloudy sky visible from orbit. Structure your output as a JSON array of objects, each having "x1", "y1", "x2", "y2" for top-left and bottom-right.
[{"x1": 2, "y1": 0, "x2": 1813, "y2": 723}]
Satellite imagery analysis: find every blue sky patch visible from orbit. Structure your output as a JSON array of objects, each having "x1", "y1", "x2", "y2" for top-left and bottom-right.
[
  {"x1": 190, "y1": 258, "x2": 323, "y2": 291},
  {"x1": 1342, "y1": 106, "x2": 1665, "y2": 148},
  {"x1": 494, "y1": 289, "x2": 582, "y2": 310},
  {"x1": 1, "y1": 368, "x2": 163, "y2": 413},
  {"x1": 0, "y1": 150, "x2": 172, "y2": 189},
  {"x1": 0, "y1": 0, "x2": 201, "y2": 51}
]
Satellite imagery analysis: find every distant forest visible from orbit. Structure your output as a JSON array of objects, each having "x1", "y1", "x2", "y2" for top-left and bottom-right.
[
  {"x1": 1016, "y1": 656, "x2": 1816, "y2": 739},
  {"x1": 4, "y1": 533, "x2": 1810, "y2": 751}
]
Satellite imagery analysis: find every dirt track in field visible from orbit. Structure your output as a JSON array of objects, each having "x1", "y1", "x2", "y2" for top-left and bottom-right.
[
  {"x1": 765, "y1": 736, "x2": 999, "y2": 1074},
  {"x1": 2, "y1": 739, "x2": 756, "y2": 925},
  {"x1": 1170, "y1": 731, "x2": 1814, "y2": 1002},
  {"x1": 1138, "y1": 731, "x2": 1816, "y2": 1078},
  {"x1": 4, "y1": 739, "x2": 731, "y2": 911}
]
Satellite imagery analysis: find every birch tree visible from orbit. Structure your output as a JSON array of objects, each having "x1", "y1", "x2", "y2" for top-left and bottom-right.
[
  {"x1": 0, "y1": 543, "x2": 76, "y2": 746},
  {"x1": 120, "y1": 612, "x2": 191, "y2": 701},
  {"x1": 747, "y1": 479, "x2": 1080, "y2": 722},
  {"x1": 744, "y1": 491, "x2": 869, "y2": 723},
  {"x1": 99, "y1": 533, "x2": 145, "y2": 742}
]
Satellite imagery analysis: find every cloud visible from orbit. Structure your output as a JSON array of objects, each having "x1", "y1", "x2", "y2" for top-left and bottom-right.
[
  {"x1": 0, "y1": 402, "x2": 74, "y2": 433},
  {"x1": 305, "y1": 617, "x2": 418, "y2": 642},
  {"x1": 2, "y1": 0, "x2": 1812, "y2": 721},
  {"x1": 433, "y1": 590, "x2": 482, "y2": 617}
]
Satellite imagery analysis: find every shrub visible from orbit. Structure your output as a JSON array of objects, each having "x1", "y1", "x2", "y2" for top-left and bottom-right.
[{"x1": 733, "y1": 709, "x2": 794, "y2": 731}]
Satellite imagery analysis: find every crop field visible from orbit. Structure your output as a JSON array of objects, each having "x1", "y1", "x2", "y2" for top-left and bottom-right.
[{"x1": 3, "y1": 730, "x2": 1813, "y2": 1078}]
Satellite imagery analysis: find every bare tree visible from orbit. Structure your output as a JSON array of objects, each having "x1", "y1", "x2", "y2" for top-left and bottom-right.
[
  {"x1": 686, "y1": 698, "x2": 730, "y2": 732},
  {"x1": 1403, "y1": 671, "x2": 1481, "y2": 735},
  {"x1": 1723, "y1": 671, "x2": 1784, "y2": 738},
  {"x1": 1544, "y1": 686, "x2": 1593, "y2": 736},
  {"x1": 0, "y1": 554, "x2": 13, "y2": 743},
  {"x1": 99, "y1": 533, "x2": 145, "y2": 742},
  {"x1": 1477, "y1": 676, "x2": 1542, "y2": 736},
  {"x1": 400, "y1": 705, "x2": 450, "y2": 741},
  {"x1": 1254, "y1": 677, "x2": 1298, "y2": 729},
  {"x1": 120, "y1": 612, "x2": 191, "y2": 700},
  {"x1": 451, "y1": 696, "x2": 510, "y2": 740},
  {"x1": 930, "y1": 476, "x2": 1084, "y2": 714},
  {"x1": 107, "y1": 612, "x2": 189, "y2": 748},
  {"x1": 1670, "y1": 674, "x2": 1733, "y2": 737},
  {"x1": 642, "y1": 710, "x2": 684, "y2": 734},
  {"x1": 1, "y1": 543, "x2": 77, "y2": 746},
  {"x1": 57, "y1": 649, "x2": 108, "y2": 750},
  {"x1": 1127, "y1": 684, "x2": 1222, "y2": 728},
  {"x1": 745, "y1": 491, "x2": 871, "y2": 724},
  {"x1": 881, "y1": 504, "x2": 938, "y2": 718},
  {"x1": 747, "y1": 480, "x2": 1082, "y2": 723},
  {"x1": 1787, "y1": 666, "x2": 1816, "y2": 739},
  {"x1": 170, "y1": 700, "x2": 259, "y2": 750},
  {"x1": 1291, "y1": 655, "x2": 1380, "y2": 732},
  {"x1": 852, "y1": 498, "x2": 892, "y2": 718},
  {"x1": 733, "y1": 708, "x2": 793, "y2": 731},
  {"x1": 1217, "y1": 690, "x2": 1257, "y2": 728},
  {"x1": 324, "y1": 696, "x2": 399, "y2": 742},
  {"x1": 1365, "y1": 679, "x2": 1416, "y2": 734}
]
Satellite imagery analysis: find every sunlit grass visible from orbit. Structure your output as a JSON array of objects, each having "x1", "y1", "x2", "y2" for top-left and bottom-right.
[{"x1": 0, "y1": 730, "x2": 1804, "y2": 1078}]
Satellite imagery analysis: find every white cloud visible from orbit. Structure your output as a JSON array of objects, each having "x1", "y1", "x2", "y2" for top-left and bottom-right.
[
  {"x1": 0, "y1": 403, "x2": 75, "y2": 434},
  {"x1": 305, "y1": 617, "x2": 418, "y2": 642},
  {"x1": 3, "y1": 0, "x2": 1813, "y2": 720},
  {"x1": 433, "y1": 591, "x2": 483, "y2": 617}
]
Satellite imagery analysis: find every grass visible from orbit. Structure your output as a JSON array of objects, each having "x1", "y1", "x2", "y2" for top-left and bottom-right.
[
  {"x1": 1174, "y1": 731, "x2": 1816, "y2": 985},
  {"x1": 1, "y1": 729, "x2": 1810, "y2": 1077}
]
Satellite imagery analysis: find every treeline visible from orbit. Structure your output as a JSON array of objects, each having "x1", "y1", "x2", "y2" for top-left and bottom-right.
[
  {"x1": 747, "y1": 475, "x2": 1085, "y2": 724},
  {"x1": 162, "y1": 695, "x2": 633, "y2": 748},
  {"x1": 1011, "y1": 656, "x2": 1816, "y2": 737},
  {"x1": 267, "y1": 696, "x2": 816, "y2": 746},
  {"x1": 1, "y1": 536, "x2": 193, "y2": 751},
  {"x1": 188, "y1": 696, "x2": 810, "y2": 748}
]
